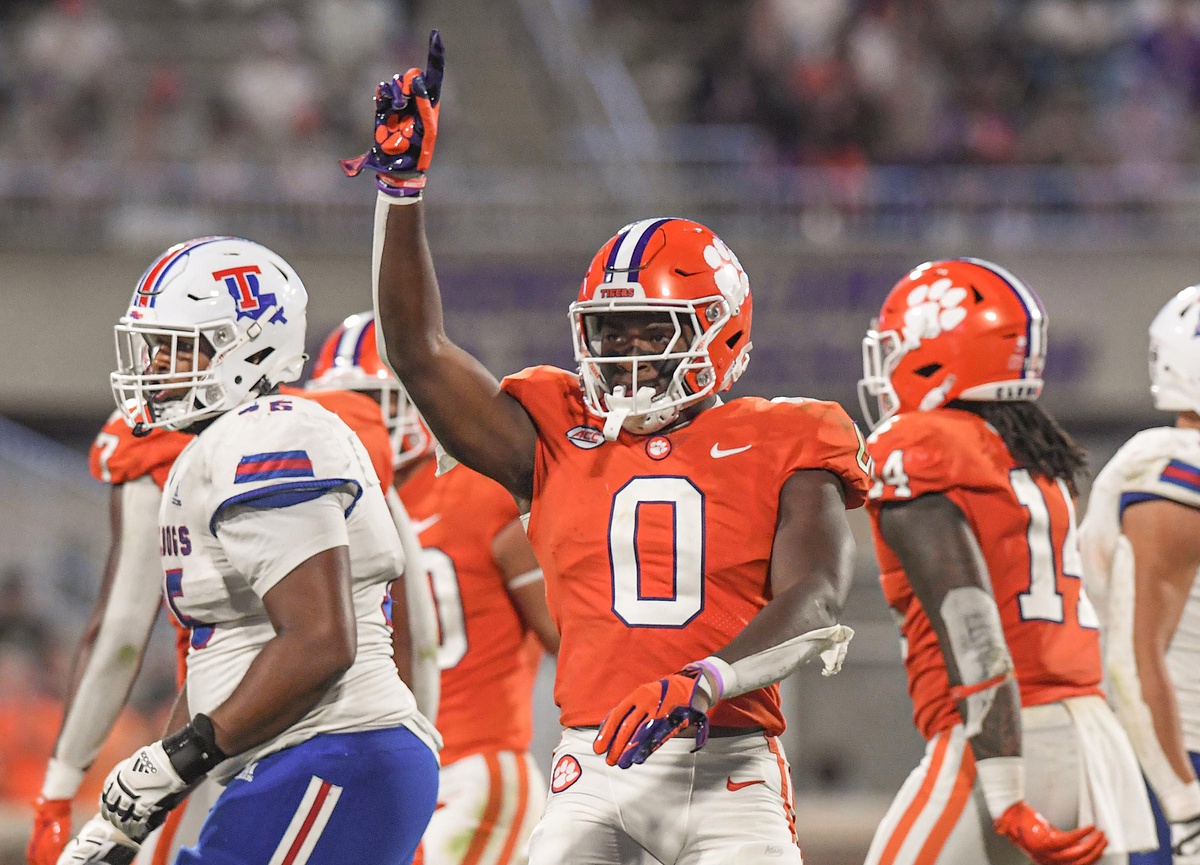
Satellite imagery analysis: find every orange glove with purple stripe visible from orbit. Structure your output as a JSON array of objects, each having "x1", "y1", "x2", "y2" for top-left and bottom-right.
[
  {"x1": 593, "y1": 671, "x2": 711, "y2": 769},
  {"x1": 341, "y1": 30, "x2": 444, "y2": 197}
]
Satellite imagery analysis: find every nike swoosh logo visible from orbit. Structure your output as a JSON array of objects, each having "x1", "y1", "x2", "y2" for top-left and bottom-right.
[
  {"x1": 726, "y1": 777, "x2": 767, "y2": 792},
  {"x1": 411, "y1": 514, "x2": 441, "y2": 535},
  {"x1": 710, "y1": 443, "x2": 752, "y2": 459}
]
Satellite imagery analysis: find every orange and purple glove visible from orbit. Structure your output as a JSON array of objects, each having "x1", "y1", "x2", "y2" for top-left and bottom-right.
[
  {"x1": 993, "y1": 801, "x2": 1107, "y2": 865},
  {"x1": 28, "y1": 797, "x2": 72, "y2": 865},
  {"x1": 341, "y1": 30, "x2": 444, "y2": 198},
  {"x1": 593, "y1": 671, "x2": 710, "y2": 769}
]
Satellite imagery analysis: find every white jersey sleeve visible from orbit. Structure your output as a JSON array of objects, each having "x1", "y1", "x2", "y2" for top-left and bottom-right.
[{"x1": 1080, "y1": 426, "x2": 1200, "y2": 819}]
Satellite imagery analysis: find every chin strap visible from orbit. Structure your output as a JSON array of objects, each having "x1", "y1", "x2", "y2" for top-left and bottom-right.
[{"x1": 602, "y1": 385, "x2": 657, "y2": 440}]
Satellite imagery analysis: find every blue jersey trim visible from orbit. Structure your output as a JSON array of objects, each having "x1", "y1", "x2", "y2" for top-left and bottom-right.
[
  {"x1": 210, "y1": 478, "x2": 364, "y2": 534},
  {"x1": 1119, "y1": 491, "x2": 1169, "y2": 516}
]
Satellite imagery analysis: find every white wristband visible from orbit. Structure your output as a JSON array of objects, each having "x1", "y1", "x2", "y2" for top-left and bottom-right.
[
  {"x1": 41, "y1": 757, "x2": 86, "y2": 800},
  {"x1": 376, "y1": 189, "x2": 421, "y2": 207},
  {"x1": 976, "y1": 756, "x2": 1025, "y2": 819}
]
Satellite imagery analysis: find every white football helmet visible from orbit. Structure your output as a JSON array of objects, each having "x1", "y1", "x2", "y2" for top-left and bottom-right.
[
  {"x1": 110, "y1": 236, "x2": 308, "y2": 432},
  {"x1": 1150, "y1": 285, "x2": 1200, "y2": 414}
]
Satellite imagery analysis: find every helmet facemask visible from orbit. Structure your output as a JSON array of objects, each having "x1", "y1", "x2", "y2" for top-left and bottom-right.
[
  {"x1": 111, "y1": 315, "x2": 289, "y2": 433},
  {"x1": 571, "y1": 300, "x2": 725, "y2": 440},
  {"x1": 858, "y1": 322, "x2": 904, "y2": 431}
]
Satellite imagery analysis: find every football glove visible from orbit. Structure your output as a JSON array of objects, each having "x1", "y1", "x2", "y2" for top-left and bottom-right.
[
  {"x1": 55, "y1": 816, "x2": 138, "y2": 865},
  {"x1": 1172, "y1": 812, "x2": 1200, "y2": 864},
  {"x1": 98, "y1": 714, "x2": 225, "y2": 842},
  {"x1": 593, "y1": 671, "x2": 710, "y2": 769},
  {"x1": 28, "y1": 796, "x2": 72, "y2": 865},
  {"x1": 992, "y1": 801, "x2": 1107, "y2": 865},
  {"x1": 341, "y1": 30, "x2": 444, "y2": 198}
]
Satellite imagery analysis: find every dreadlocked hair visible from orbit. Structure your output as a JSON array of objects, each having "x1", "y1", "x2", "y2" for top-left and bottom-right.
[{"x1": 946, "y1": 400, "x2": 1088, "y2": 496}]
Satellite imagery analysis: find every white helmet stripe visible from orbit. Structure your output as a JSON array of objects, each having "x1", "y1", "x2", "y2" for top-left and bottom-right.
[
  {"x1": 333, "y1": 314, "x2": 373, "y2": 368},
  {"x1": 608, "y1": 218, "x2": 672, "y2": 279}
]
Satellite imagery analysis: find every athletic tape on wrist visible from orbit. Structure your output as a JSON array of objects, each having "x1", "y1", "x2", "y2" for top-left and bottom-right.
[
  {"x1": 940, "y1": 586, "x2": 1014, "y2": 738},
  {"x1": 1164, "y1": 781, "x2": 1200, "y2": 827},
  {"x1": 162, "y1": 713, "x2": 228, "y2": 785},
  {"x1": 976, "y1": 756, "x2": 1025, "y2": 820},
  {"x1": 41, "y1": 757, "x2": 86, "y2": 800},
  {"x1": 687, "y1": 624, "x2": 854, "y2": 703}
]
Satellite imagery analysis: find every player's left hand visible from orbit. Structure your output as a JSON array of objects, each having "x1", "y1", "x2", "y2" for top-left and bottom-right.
[
  {"x1": 28, "y1": 796, "x2": 72, "y2": 865},
  {"x1": 593, "y1": 672, "x2": 710, "y2": 769},
  {"x1": 98, "y1": 743, "x2": 189, "y2": 842},
  {"x1": 340, "y1": 30, "x2": 445, "y2": 197},
  {"x1": 55, "y1": 816, "x2": 139, "y2": 865}
]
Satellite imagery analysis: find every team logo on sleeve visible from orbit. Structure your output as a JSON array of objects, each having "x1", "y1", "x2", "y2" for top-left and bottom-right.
[
  {"x1": 212, "y1": 265, "x2": 278, "y2": 321},
  {"x1": 566, "y1": 425, "x2": 605, "y2": 450},
  {"x1": 550, "y1": 755, "x2": 582, "y2": 793},
  {"x1": 234, "y1": 451, "x2": 315, "y2": 483}
]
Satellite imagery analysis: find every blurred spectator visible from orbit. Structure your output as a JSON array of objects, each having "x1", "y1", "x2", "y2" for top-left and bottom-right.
[
  {"x1": 11, "y1": 0, "x2": 124, "y2": 160},
  {"x1": 224, "y1": 13, "x2": 322, "y2": 156}
]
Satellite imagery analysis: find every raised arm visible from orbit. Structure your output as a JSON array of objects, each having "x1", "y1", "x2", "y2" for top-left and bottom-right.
[
  {"x1": 879, "y1": 494, "x2": 1106, "y2": 865},
  {"x1": 346, "y1": 32, "x2": 538, "y2": 499},
  {"x1": 29, "y1": 480, "x2": 164, "y2": 865},
  {"x1": 373, "y1": 199, "x2": 537, "y2": 498}
]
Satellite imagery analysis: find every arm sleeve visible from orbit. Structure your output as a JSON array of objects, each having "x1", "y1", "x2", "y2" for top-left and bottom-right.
[
  {"x1": 51, "y1": 477, "x2": 164, "y2": 783},
  {"x1": 216, "y1": 494, "x2": 353, "y2": 598}
]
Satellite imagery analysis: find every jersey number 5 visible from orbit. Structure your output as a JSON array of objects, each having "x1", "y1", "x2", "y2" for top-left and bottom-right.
[
  {"x1": 1009, "y1": 469, "x2": 1099, "y2": 629},
  {"x1": 609, "y1": 477, "x2": 705, "y2": 628}
]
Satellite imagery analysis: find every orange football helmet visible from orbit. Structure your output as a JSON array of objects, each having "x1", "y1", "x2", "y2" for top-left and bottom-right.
[
  {"x1": 308, "y1": 312, "x2": 432, "y2": 467},
  {"x1": 858, "y1": 258, "x2": 1047, "y2": 430},
  {"x1": 570, "y1": 217, "x2": 753, "y2": 439}
]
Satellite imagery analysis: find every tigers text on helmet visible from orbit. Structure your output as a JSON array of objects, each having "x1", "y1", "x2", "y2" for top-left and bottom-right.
[
  {"x1": 308, "y1": 312, "x2": 432, "y2": 468},
  {"x1": 570, "y1": 217, "x2": 753, "y2": 440},
  {"x1": 111, "y1": 237, "x2": 308, "y2": 433},
  {"x1": 858, "y1": 258, "x2": 1047, "y2": 431},
  {"x1": 1149, "y1": 285, "x2": 1200, "y2": 414}
]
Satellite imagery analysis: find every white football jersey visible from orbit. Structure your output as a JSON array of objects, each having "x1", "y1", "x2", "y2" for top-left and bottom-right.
[
  {"x1": 1081, "y1": 426, "x2": 1200, "y2": 752},
  {"x1": 159, "y1": 393, "x2": 434, "y2": 781}
]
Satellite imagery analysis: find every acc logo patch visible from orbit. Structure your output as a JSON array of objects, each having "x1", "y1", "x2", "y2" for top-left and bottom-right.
[
  {"x1": 645, "y1": 435, "x2": 672, "y2": 460},
  {"x1": 566, "y1": 425, "x2": 605, "y2": 450},
  {"x1": 551, "y1": 754, "x2": 582, "y2": 793}
]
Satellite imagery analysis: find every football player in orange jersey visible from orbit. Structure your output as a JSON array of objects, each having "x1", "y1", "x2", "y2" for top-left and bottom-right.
[
  {"x1": 309, "y1": 313, "x2": 560, "y2": 865},
  {"x1": 28, "y1": 250, "x2": 426, "y2": 865},
  {"x1": 857, "y1": 258, "x2": 1156, "y2": 865},
  {"x1": 344, "y1": 34, "x2": 871, "y2": 864}
]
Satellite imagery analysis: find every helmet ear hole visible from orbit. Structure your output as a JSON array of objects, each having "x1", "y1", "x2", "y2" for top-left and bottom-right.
[
  {"x1": 914, "y1": 363, "x2": 942, "y2": 378},
  {"x1": 724, "y1": 329, "x2": 743, "y2": 349},
  {"x1": 245, "y1": 347, "x2": 275, "y2": 366}
]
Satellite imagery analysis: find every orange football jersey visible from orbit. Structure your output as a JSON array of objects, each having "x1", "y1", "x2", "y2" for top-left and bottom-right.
[
  {"x1": 399, "y1": 458, "x2": 542, "y2": 765},
  {"x1": 89, "y1": 410, "x2": 190, "y2": 489},
  {"x1": 500, "y1": 365, "x2": 870, "y2": 734},
  {"x1": 865, "y1": 409, "x2": 1103, "y2": 740}
]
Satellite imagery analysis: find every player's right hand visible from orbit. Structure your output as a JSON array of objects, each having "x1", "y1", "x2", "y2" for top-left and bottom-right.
[
  {"x1": 1172, "y1": 812, "x2": 1200, "y2": 864},
  {"x1": 55, "y1": 816, "x2": 138, "y2": 865},
  {"x1": 993, "y1": 801, "x2": 1107, "y2": 865},
  {"x1": 340, "y1": 30, "x2": 445, "y2": 197},
  {"x1": 28, "y1": 797, "x2": 72, "y2": 865}
]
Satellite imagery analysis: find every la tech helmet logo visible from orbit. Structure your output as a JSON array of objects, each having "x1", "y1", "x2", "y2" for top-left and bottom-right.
[{"x1": 213, "y1": 265, "x2": 277, "y2": 320}]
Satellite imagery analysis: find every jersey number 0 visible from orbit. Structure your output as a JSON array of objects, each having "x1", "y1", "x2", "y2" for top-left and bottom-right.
[{"x1": 609, "y1": 477, "x2": 705, "y2": 628}]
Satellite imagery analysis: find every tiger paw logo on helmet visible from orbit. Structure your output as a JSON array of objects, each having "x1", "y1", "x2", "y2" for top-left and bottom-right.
[
  {"x1": 902, "y1": 278, "x2": 968, "y2": 347},
  {"x1": 703, "y1": 238, "x2": 749, "y2": 313}
]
